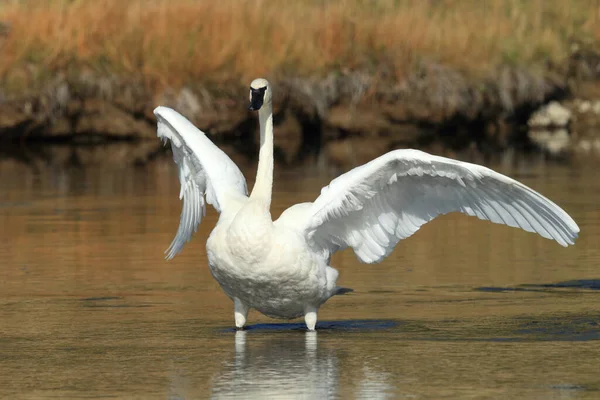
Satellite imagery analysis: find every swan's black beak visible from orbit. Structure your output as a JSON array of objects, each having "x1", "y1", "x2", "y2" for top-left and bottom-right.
[
  {"x1": 248, "y1": 87, "x2": 266, "y2": 111},
  {"x1": 248, "y1": 98, "x2": 263, "y2": 111}
]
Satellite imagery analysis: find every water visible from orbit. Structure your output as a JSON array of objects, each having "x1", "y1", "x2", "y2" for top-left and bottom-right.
[{"x1": 0, "y1": 152, "x2": 599, "y2": 399}]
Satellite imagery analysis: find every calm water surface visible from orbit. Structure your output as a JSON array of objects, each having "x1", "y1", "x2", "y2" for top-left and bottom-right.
[{"x1": 0, "y1": 153, "x2": 599, "y2": 399}]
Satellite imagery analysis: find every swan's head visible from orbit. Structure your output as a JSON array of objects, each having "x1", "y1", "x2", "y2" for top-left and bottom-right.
[{"x1": 248, "y1": 78, "x2": 271, "y2": 111}]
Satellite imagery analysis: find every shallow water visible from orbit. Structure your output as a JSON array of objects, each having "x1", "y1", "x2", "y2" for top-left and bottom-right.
[{"x1": 0, "y1": 153, "x2": 599, "y2": 399}]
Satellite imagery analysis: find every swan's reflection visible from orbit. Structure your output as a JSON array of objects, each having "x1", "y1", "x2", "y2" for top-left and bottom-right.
[
  {"x1": 211, "y1": 331, "x2": 337, "y2": 399},
  {"x1": 209, "y1": 328, "x2": 398, "y2": 399}
]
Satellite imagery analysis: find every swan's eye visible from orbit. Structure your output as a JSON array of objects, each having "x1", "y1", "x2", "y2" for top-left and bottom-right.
[{"x1": 250, "y1": 86, "x2": 267, "y2": 95}]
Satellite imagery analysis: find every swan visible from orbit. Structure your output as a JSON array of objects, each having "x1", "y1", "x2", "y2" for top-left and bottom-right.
[{"x1": 154, "y1": 78, "x2": 579, "y2": 331}]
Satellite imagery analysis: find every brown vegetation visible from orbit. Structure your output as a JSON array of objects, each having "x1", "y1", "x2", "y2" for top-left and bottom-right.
[
  {"x1": 0, "y1": 0, "x2": 599, "y2": 92},
  {"x1": 1, "y1": 0, "x2": 600, "y2": 167}
]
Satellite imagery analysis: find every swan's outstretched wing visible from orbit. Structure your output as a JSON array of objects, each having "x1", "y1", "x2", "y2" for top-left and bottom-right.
[
  {"x1": 281, "y1": 149, "x2": 579, "y2": 264},
  {"x1": 155, "y1": 106, "x2": 248, "y2": 260}
]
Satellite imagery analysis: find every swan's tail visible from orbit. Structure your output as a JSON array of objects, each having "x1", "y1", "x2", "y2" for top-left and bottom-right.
[
  {"x1": 326, "y1": 266, "x2": 353, "y2": 296},
  {"x1": 334, "y1": 287, "x2": 354, "y2": 295}
]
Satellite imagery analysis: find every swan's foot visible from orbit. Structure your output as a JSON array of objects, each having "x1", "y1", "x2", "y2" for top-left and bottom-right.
[
  {"x1": 304, "y1": 305, "x2": 318, "y2": 331},
  {"x1": 234, "y1": 298, "x2": 249, "y2": 329}
]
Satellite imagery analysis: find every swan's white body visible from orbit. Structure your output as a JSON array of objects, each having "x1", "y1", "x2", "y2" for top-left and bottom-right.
[{"x1": 155, "y1": 78, "x2": 579, "y2": 330}]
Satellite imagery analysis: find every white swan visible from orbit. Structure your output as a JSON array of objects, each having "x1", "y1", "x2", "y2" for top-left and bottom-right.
[{"x1": 154, "y1": 78, "x2": 579, "y2": 331}]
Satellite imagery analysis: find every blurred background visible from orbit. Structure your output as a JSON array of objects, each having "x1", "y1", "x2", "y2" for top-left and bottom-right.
[
  {"x1": 0, "y1": 0, "x2": 599, "y2": 167},
  {"x1": 1, "y1": 1, "x2": 600, "y2": 399}
]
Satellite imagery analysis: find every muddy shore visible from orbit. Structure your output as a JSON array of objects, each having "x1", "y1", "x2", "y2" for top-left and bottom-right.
[{"x1": 1, "y1": 55, "x2": 599, "y2": 168}]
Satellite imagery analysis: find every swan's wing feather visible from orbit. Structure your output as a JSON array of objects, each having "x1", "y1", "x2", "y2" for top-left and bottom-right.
[
  {"x1": 287, "y1": 149, "x2": 579, "y2": 263},
  {"x1": 155, "y1": 106, "x2": 248, "y2": 259}
]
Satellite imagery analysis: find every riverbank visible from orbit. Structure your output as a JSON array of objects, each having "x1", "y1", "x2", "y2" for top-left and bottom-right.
[
  {"x1": 1, "y1": 1, "x2": 599, "y2": 166},
  {"x1": 1, "y1": 61, "x2": 599, "y2": 167}
]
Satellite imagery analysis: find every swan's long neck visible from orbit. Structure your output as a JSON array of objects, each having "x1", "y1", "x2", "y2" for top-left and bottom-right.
[{"x1": 249, "y1": 105, "x2": 274, "y2": 208}]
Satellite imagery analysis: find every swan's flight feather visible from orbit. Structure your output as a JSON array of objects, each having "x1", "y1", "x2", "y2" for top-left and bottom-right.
[
  {"x1": 154, "y1": 106, "x2": 248, "y2": 260},
  {"x1": 278, "y1": 149, "x2": 579, "y2": 263}
]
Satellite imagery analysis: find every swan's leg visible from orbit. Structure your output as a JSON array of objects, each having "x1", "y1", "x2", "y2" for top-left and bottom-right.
[
  {"x1": 304, "y1": 305, "x2": 318, "y2": 331},
  {"x1": 234, "y1": 298, "x2": 249, "y2": 329}
]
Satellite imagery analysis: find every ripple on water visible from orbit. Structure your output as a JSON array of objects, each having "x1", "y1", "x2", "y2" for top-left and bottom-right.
[
  {"x1": 475, "y1": 279, "x2": 600, "y2": 293},
  {"x1": 221, "y1": 319, "x2": 399, "y2": 333}
]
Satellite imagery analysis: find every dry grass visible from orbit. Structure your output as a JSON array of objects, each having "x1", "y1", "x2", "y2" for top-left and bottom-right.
[{"x1": 0, "y1": 0, "x2": 599, "y2": 91}]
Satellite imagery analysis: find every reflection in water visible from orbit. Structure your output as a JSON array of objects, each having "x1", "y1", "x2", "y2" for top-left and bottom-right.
[
  {"x1": 211, "y1": 331, "x2": 340, "y2": 399},
  {"x1": 210, "y1": 331, "x2": 395, "y2": 399},
  {"x1": 1, "y1": 154, "x2": 600, "y2": 399}
]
